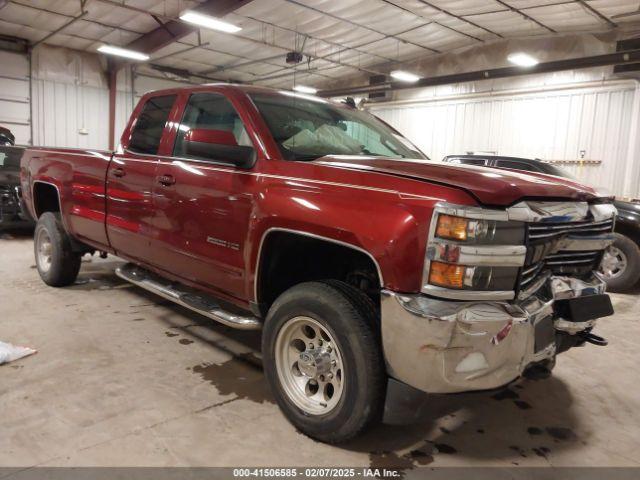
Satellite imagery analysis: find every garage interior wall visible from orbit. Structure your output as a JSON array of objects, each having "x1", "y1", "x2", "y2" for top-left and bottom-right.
[
  {"x1": 15, "y1": 45, "x2": 191, "y2": 150},
  {"x1": 0, "y1": 49, "x2": 30, "y2": 145},
  {"x1": 3, "y1": 44, "x2": 640, "y2": 198},
  {"x1": 370, "y1": 70, "x2": 640, "y2": 199}
]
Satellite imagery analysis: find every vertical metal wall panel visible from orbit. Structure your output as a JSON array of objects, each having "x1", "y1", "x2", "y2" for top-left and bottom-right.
[
  {"x1": 32, "y1": 79, "x2": 110, "y2": 150},
  {"x1": 370, "y1": 82, "x2": 639, "y2": 198},
  {"x1": 0, "y1": 50, "x2": 31, "y2": 145}
]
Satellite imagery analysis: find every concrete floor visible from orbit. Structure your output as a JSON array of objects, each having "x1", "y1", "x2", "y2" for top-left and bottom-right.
[{"x1": 1, "y1": 229, "x2": 640, "y2": 470}]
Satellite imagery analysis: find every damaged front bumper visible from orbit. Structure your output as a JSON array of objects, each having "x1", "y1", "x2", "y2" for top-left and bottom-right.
[{"x1": 381, "y1": 273, "x2": 611, "y2": 394}]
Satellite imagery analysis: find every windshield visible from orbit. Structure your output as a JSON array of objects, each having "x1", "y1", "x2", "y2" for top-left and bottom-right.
[{"x1": 250, "y1": 92, "x2": 426, "y2": 161}]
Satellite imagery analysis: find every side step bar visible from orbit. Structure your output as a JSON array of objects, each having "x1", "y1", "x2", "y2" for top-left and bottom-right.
[{"x1": 115, "y1": 263, "x2": 262, "y2": 330}]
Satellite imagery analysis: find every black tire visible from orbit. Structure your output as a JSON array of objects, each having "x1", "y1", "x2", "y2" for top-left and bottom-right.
[
  {"x1": 34, "y1": 212, "x2": 81, "y2": 287},
  {"x1": 262, "y1": 281, "x2": 386, "y2": 443},
  {"x1": 600, "y1": 233, "x2": 640, "y2": 292}
]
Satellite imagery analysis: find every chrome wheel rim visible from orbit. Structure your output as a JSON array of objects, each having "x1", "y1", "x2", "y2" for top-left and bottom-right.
[
  {"x1": 36, "y1": 229, "x2": 53, "y2": 273},
  {"x1": 600, "y1": 246, "x2": 627, "y2": 279},
  {"x1": 275, "y1": 316, "x2": 344, "y2": 415}
]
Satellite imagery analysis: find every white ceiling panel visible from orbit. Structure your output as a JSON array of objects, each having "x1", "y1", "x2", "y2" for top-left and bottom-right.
[
  {"x1": 524, "y1": 3, "x2": 605, "y2": 30},
  {"x1": 397, "y1": 22, "x2": 477, "y2": 52},
  {"x1": 0, "y1": 0, "x2": 638, "y2": 90},
  {"x1": 290, "y1": 0, "x2": 428, "y2": 35},
  {"x1": 426, "y1": 0, "x2": 506, "y2": 16},
  {"x1": 579, "y1": 0, "x2": 640, "y2": 22},
  {"x1": 466, "y1": 10, "x2": 549, "y2": 36},
  {"x1": 354, "y1": 38, "x2": 427, "y2": 63}
]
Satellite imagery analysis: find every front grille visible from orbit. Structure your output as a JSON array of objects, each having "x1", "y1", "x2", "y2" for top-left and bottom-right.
[
  {"x1": 518, "y1": 216, "x2": 613, "y2": 294},
  {"x1": 527, "y1": 218, "x2": 614, "y2": 240}
]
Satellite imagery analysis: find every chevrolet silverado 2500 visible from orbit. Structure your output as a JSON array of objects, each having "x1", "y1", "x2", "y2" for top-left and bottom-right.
[{"x1": 20, "y1": 85, "x2": 615, "y2": 443}]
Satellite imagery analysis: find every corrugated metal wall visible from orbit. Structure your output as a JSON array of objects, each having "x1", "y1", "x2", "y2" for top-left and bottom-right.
[
  {"x1": 31, "y1": 80, "x2": 110, "y2": 149},
  {"x1": 0, "y1": 50, "x2": 31, "y2": 145},
  {"x1": 370, "y1": 81, "x2": 640, "y2": 198}
]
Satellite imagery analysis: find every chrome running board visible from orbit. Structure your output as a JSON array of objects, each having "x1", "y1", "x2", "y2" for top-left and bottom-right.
[{"x1": 115, "y1": 263, "x2": 262, "y2": 330}]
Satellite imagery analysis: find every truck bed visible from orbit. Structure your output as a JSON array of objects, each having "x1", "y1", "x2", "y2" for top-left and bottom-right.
[{"x1": 20, "y1": 147, "x2": 113, "y2": 249}]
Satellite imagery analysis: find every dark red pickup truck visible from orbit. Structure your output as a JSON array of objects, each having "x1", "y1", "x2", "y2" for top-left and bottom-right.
[{"x1": 20, "y1": 84, "x2": 616, "y2": 443}]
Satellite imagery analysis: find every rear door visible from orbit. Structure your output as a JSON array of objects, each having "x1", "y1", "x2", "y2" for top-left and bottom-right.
[{"x1": 106, "y1": 94, "x2": 177, "y2": 264}]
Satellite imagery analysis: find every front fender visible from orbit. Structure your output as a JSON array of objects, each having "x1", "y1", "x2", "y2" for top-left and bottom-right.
[{"x1": 247, "y1": 180, "x2": 458, "y2": 299}]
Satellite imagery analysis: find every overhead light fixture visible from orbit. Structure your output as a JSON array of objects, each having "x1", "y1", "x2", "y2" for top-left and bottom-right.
[
  {"x1": 179, "y1": 11, "x2": 241, "y2": 33},
  {"x1": 97, "y1": 45, "x2": 149, "y2": 61},
  {"x1": 507, "y1": 52, "x2": 539, "y2": 67},
  {"x1": 293, "y1": 85, "x2": 317, "y2": 94},
  {"x1": 390, "y1": 70, "x2": 421, "y2": 83}
]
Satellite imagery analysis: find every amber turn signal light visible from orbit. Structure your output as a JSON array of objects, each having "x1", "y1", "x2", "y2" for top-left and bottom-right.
[
  {"x1": 429, "y1": 261, "x2": 466, "y2": 288},
  {"x1": 436, "y1": 214, "x2": 469, "y2": 241}
]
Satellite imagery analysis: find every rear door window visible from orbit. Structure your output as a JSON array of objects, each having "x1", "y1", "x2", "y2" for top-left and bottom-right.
[{"x1": 128, "y1": 95, "x2": 176, "y2": 155}]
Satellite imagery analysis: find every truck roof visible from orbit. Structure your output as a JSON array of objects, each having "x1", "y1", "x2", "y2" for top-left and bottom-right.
[{"x1": 140, "y1": 83, "x2": 355, "y2": 108}]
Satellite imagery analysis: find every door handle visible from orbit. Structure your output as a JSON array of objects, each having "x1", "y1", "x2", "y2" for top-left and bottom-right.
[
  {"x1": 112, "y1": 167, "x2": 126, "y2": 178},
  {"x1": 157, "y1": 174, "x2": 176, "y2": 186}
]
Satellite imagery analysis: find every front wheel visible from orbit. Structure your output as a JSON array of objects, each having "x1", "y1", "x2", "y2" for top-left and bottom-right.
[
  {"x1": 34, "y1": 212, "x2": 81, "y2": 287},
  {"x1": 262, "y1": 281, "x2": 386, "y2": 443},
  {"x1": 599, "y1": 233, "x2": 640, "y2": 292}
]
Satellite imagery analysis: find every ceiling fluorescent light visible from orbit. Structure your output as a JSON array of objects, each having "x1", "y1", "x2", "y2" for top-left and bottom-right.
[
  {"x1": 293, "y1": 85, "x2": 317, "y2": 94},
  {"x1": 97, "y1": 45, "x2": 149, "y2": 61},
  {"x1": 507, "y1": 52, "x2": 539, "y2": 67},
  {"x1": 390, "y1": 70, "x2": 421, "y2": 83},
  {"x1": 180, "y1": 11, "x2": 241, "y2": 33}
]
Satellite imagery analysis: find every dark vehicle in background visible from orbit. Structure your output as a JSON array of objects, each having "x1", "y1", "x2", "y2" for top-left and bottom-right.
[
  {"x1": 0, "y1": 126, "x2": 16, "y2": 146},
  {"x1": 1, "y1": 144, "x2": 33, "y2": 228},
  {"x1": 443, "y1": 155, "x2": 640, "y2": 292}
]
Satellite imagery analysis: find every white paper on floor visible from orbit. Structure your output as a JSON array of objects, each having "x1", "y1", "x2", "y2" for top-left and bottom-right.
[{"x1": 0, "y1": 341, "x2": 37, "y2": 364}]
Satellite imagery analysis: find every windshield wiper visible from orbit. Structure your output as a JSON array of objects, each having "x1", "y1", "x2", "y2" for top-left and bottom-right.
[{"x1": 291, "y1": 154, "x2": 324, "y2": 162}]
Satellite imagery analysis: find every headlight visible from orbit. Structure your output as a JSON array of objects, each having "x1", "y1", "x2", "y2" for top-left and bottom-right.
[
  {"x1": 435, "y1": 214, "x2": 524, "y2": 244},
  {"x1": 435, "y1": 214, "x2": 489, "y2": 241},
  {"x1": 428, "y1": 261, "x2": 519, "y2": 291},
  {"x1": 423, "y1": 205, "x2": 526, "y2": 300}
]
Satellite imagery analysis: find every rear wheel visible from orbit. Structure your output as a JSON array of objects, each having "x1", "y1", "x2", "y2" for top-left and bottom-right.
[
  {"x1": 262, "y1": 281, "x2": 386, "y2": 443},
  {"x1": 600, "y1": 233, "x2": 640, "y2": 292},
  {"x1": 34, "y1": 212, "x2": 81, "y2": 287}
]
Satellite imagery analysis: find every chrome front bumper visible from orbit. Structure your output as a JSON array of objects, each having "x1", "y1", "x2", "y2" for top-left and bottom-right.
[{"x1": 381, "y1": 274, "x2": 608, "y2": 394}]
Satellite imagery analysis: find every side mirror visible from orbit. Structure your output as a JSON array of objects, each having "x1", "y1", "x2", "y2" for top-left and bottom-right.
[{"x1": 183, "y1": 128, "x2": 255, "y2": 168}]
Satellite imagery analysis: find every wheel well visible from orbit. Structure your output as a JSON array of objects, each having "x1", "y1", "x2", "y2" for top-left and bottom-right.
[
  {"x1": 32, "y1": 182, "x2": 60, "y2": 218},
  {"x1": 256, "y1": 231, "x2": 381, "y2": 316}
]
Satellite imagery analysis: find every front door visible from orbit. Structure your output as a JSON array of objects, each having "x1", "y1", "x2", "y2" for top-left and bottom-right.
[
  {"x1": 151, "y1": 92, "x2": 256, "y2": 301},
  {"x1": 106, "y1": 94, "x2": 177, "y2": 264}
]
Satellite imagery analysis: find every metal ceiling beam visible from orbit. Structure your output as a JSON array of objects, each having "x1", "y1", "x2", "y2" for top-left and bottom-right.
[
  {"x1": 115, "y1": 0, "x2": 254, "y2": 67},
  {"x1": 319, "y1": 48, "x2": 640, "y2": 97},
  {"x1": 107, "y1": 0, "x2": 254, "y2": 149}
]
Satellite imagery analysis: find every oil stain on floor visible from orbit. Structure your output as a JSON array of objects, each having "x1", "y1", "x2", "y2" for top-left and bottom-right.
[{"x1": 191, "y1": 352, "x2": 273, "y2": 405}]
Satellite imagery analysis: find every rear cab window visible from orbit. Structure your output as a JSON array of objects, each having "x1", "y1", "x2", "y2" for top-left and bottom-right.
[
  {"x1": 496, "y1": 160, "x2": 538, "y2": 172},
  {"x1": 128, "y1": 95, "x2": 177, "y2": 154},
  {"x1": 447, "y1": 157, "x2": 488, "y2": 166}
]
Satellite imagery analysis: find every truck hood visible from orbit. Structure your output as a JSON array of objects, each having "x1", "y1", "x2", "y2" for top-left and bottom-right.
[{"x1": 313, "y1": 156, "x2": 603, "y2": 206}]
